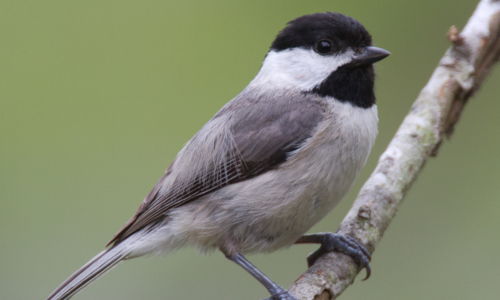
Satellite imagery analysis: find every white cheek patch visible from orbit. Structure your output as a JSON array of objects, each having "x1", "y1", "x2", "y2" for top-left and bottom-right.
[{"x1": 251, "y1": 48, "x2": 353, "y2": 91}]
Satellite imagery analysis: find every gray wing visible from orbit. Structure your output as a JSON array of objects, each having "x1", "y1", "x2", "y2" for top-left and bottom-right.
[{"x1": 108, "y1": 93, "x2": 326, "y2": 246}]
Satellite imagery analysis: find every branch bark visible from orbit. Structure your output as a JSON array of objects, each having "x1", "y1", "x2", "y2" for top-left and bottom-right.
[{"x1": 286, "y1": 1, "x2": 500, "y2": 299}]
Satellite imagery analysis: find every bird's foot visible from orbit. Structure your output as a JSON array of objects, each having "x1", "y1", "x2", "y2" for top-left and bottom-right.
[
  {"x1": 306, "y1": 233, "x2": 371, "y2": 280},
  {"x1": 262, "y1": 286, "x2": 297, "y2": 300}
]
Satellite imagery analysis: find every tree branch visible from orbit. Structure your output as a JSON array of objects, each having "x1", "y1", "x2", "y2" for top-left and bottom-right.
[{"x1": 286, "y1": 1, "x2": 500, "y2": 299}]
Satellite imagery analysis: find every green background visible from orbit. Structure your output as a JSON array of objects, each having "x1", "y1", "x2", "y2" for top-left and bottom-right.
[{"x1": 2, "y1": 1, "x2": 499, "y2": 299}]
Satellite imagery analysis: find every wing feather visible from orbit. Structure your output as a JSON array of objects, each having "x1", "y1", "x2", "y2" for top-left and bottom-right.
[{"x1": 108, "y1": 92, "x2": 326, "y2": 246}]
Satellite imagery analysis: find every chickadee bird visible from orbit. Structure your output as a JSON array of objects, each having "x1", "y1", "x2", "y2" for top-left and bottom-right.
[{"x1": 47, "y1": 12, "x2": 390, "y2": 300}]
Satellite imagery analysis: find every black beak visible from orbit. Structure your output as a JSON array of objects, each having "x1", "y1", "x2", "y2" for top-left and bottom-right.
[{"x1": 352, "y1": 46, "x2": 391, "y2": 66}]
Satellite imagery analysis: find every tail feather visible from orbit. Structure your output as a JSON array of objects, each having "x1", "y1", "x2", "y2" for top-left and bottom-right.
[{"x1": 47, "y1": 245, "x2": 129, "y2": 300}]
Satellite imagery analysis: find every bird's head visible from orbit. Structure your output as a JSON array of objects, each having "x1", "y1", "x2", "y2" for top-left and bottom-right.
[{"x1": 254, "y1": 12, "x2": 390, "y2": 108}]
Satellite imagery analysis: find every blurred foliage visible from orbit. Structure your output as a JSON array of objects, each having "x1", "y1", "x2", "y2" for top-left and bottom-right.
[{"x1": 1, "y1": 1, "x2": 499, "y2": 300}]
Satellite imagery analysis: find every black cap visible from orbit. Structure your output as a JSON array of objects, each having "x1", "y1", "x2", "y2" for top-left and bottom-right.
[{"x1": 271, "y1": 12, "x2": 373, "y2": 54}]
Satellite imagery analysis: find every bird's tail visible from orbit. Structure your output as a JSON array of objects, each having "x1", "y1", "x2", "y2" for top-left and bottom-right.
[{"x1": 46, "y1": 244, "x2": 130, "y2": 300}]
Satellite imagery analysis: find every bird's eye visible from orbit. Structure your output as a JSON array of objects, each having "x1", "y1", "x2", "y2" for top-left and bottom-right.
[
  {"x1": 316, "y1": 40, "x2": 333, "y2": 54},
  {"x1": 354, "y1": 48, "x2": 365, "y2": 55}
]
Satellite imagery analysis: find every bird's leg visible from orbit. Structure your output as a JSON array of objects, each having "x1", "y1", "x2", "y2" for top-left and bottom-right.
[
  {"x1": 224, "y1": 252, "x2": 297, "y2": 300},
  {"x1": 295, "y1": 233, "x2": 372, "y2": 280}
]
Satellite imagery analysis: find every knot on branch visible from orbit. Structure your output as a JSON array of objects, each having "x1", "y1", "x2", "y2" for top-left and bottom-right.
[{"x1": 448, "y1": 25, "x2": 464, "y2": 46}]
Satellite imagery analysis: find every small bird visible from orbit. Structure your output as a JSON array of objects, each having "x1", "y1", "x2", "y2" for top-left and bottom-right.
[{"x1": 47, "y1": 12, "x2": 389, "y2": 300}]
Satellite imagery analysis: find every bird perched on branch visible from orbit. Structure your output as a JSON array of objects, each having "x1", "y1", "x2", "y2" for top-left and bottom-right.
[{"x1": 47, "y1": 12, "x2": 390, "y2": 300}]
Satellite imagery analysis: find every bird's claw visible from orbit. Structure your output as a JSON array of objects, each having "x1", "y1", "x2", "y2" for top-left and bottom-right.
[
  {"x1": 263, "y1": 286, "x2": 297, "y2": 300},
  {"x1": 307, "y1": 233, "x2": 372, "y2": 280}
]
